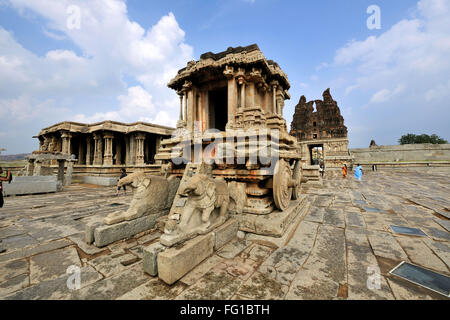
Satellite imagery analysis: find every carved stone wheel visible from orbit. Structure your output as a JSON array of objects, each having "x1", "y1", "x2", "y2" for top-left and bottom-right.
[
  {"x1": 273, "y1": 159, "x2": 292, "y2": 211},
  {"x1": 292, "y1": 160, "x2": 302, "y2": 200}
]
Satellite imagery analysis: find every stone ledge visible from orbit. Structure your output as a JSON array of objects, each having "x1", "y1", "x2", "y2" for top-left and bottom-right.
[
  {"x1": 235, "y1": 196, "x2": 307, "y2": 237},
  {"x1": 3, "y1": 176, "x2": 58, "y2": 196},
  {"x1": 82, "y1": 176, "x2": 118, "y2": 186},
  {"x1": 157, "y1": 233, "x2": 215, "y2": 285},
  {"x1": 85, "y1": 213, "x2": 165, "y2": 247}
]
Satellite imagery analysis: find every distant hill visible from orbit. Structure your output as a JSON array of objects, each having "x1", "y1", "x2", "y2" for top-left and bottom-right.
[{"x1": 0, "y1": 153, "x2": 31, "y2": 161}]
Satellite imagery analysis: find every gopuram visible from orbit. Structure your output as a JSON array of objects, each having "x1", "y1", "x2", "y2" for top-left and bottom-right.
[
  {"x1": 85, "y1": 44, "x2": 312, "y2": 285},
  {"x1": 290, "y1": 89, "x2": 351, "y2": 177}
]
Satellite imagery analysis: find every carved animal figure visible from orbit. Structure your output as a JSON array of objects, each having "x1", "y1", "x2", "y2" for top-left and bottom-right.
[
  {"x1": 104, "y1": 171, "x2": 179, "y2": 225},
  {"x1": 161, "y1": 173, "x2": 230, "y2": 246}
]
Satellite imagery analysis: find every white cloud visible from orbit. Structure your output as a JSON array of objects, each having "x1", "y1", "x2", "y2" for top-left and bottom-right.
[
  {"x1": 329, "y1": 0, "x2": 450, "y2": 146},
  {"x1": 0, "y1": 0, "x2": 193, "y2": 153}
]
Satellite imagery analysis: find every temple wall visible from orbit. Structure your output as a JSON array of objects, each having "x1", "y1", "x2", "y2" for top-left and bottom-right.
[{"x1": 349, "y1": 144, "x2": 450, "y2": 163}]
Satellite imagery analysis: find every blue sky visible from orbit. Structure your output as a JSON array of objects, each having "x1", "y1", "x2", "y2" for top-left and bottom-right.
[{"x1": 0, "y1": 0, "x2": 449, "y2": 154}]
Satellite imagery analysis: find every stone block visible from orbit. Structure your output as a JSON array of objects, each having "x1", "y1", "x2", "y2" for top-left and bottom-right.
[
  {"x1": 93, "y1": 215, "x2": 159, "y2": 247},
  {"x1": 3, "y1": 176, "x2": 58, "y2": 196},
  {"x1": 213, "y1": 218, "x2": 238, "y2": 250},
  {"x1": 82, "y1": 176, "x2": 118, "y2": 186},
  {"x1": 143, "y1": 242, "x2": 166, "y2": 276},
  {"x1": 158, "y1": 233, "x2": 214, "y2": 285},
  {"x1": 85, "y1": 221, "x2": 103, "y2": 244}
]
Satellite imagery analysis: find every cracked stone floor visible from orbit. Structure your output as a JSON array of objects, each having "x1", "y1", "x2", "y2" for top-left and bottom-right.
[{"x1": 0, "y1": 169, "x2": 449, "y2": 300}]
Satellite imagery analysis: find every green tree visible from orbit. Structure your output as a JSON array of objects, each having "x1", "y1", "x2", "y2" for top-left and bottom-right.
[{"x1": 398, "y1": 133, "x2": 448, "y2": 145}]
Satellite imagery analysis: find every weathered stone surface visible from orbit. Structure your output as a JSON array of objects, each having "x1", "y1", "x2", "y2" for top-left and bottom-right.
[
  {"x1": 422, "y1": 239, "x2": 450, "y2": 268},
  {"x1": 180, "y1": 255, "x2": 225, "y2": 286},
  {"x1": 117, "y1": 278, "x2": 186, "y2": 300},
  {"x1": 158, "y1": 233, "x2": 214, "y2": 285},
  {"x1": 345, "y1": 211, "x2": 366, "y2": 228},
  {"x1": 3, "y1": 176, "x2": 58, "y2": 196},
  {"x1": 69, "y1": 233, "x2": 106, "y2": 255},
  {"x1": 68, "y1": 263, "x2": 149, "y2": 300},
  {"x1": 3, "y1": 265, "x2": 102, "y2": 300},
  {"x1": 82, "y1": 176, "x2": 118, "y2": 186},
  {"x1": 237, "y1": 272, "x2": 288, "y2": 299},
  {"x1": 0, "y1": 259, "x2": 28, "y2": 283},
  {"x1": 236, "y1": 199, "x2": 305, "y2": 237},
  {"x1": 345, "y1": 227, "x2": 394, "y2": 300},
  {"x1": 259, "y1": 221, "x2": 319, "y2": 285},
  {"x1": 395, "y1": 236, "x2": 448, "y2": 273},
  {"x1": 30, "y1": 246, "x2": 81, "y2": 284},
  {"x1": 94, "y1": 214, "x2": 160, "y2": 247},
  {"x1": 304, "y1": 207, "x2": 325, "y2": 223},
  {"x1": 175, "y1": 268, "x2": 243, "y2": 300},
  {"x1": 0, "y1": 274, "x2": 29, "y2": 297},
  {"x1": 213, "y1": 218, "x2": 238, "y2": 250},
  {"x1": 87, "y1": 253, "x2": 139, "y2": 278},
  {"x1": 386, "y1": 278, "x2": 435, "y2": 300},
  {"x1": 285, "y1": 225, "x2": 347, "y2": 300},
  {"x1": 1, "y1": 234, "x2": 39, "y2": 252},
  {"x1": 433, "y1": 218, "x2": 450, "y2": 232},
  {"x1": 367, "y1": 231, "x2": 408, "y2": 261},
  {"x1": 143, "y1": 242, "x2": 166, "y2": 276},
  {"x1": 217, "y1": 239, "x2": 248, "y2": 259},
  {"x1": 323, "y1": 208, "x2": 345, "y2": 228},
  {"x1": 0, "y1": 239, "x2": 73, "y2": 263}
]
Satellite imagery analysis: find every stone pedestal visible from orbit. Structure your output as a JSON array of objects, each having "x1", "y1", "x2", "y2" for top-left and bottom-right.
[
  {"x1": 144, "y1": 219, "x2": 238, "y2": 285},
  {"x1": 235, "y1": 196, "x2": 308, "y2": 237},
  {"x1": 85, "y1": 211, "x2": 168, "y2": 247}
]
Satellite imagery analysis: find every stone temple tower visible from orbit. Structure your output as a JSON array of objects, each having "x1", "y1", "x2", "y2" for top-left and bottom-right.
[{"x1": 290, "y1": 89, "x2": 351, "y2": 177}]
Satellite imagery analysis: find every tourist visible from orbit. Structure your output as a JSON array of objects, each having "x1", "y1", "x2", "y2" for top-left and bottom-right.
[
  {"x1": 116, "y1": 168, "x2": 127, "y2": 196},
  {"x1": 342, "y1": 164, "x2": 347, "y2": 178},
  {"x1": 354, "y1": 164, "x2": 363, "y2": 182},
  {"x1": 0, "y1": 167, "x2": 12, "y2": 208},
  {"x1": 319, "y1": 163, "x2": 325, "y2": 178}
]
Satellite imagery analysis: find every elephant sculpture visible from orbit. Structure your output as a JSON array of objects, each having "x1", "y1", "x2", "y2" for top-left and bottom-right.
[
  {"x1": 104, "y1": 171, "x2": 179, "y2": 225},
  {"x1": 160, "y1": 173, "x2": 230, "y2": 247}
]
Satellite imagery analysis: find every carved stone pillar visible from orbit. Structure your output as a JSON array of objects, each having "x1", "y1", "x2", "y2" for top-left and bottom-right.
[
  {"x1": 115, "y1": 137, "x2": 122, "y2": 165},
  {"x1": 103, "y1": 132, "x2": 114, "y2": 166},
  {"x1": 179, "y1": 94, "x2": 184, "y2": 121},
  {"x1": 272, "y1": 84, "x2": 277, "y2": 114},
  {"x1": 61, "y1": 131, "x2": 72, "y2": 155},
  {"x1": 134, "y1": 133, "x2": 145, "y2": 166},
  {"x1": 85, "y1": 136, "x2": 92, "y2": 165},
  {"x1": 93, "y1": 132, "x2": 103, "y2": 165},
  {"x1": 241, "y1": 81, "x2": 246, "y2": 109},
  {"x1": 26, "y1": 159, "x2": 35, "y2": 176}
]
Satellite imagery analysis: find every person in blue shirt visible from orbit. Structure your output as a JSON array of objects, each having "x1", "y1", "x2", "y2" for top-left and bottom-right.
[{"x1": 354, "y1": 164, "x2": 363, "y2": 181}]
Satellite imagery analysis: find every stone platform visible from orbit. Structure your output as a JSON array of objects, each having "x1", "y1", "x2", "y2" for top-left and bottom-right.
[
  {"x1": 236, "y1": 196, "x2": 308, "y2": 237},
  {"x1": 3, "y1": 176, "x2": 58, "y2": 196},
  {"x1": 144, "y1": 219, "x2": 238, "y2": 285},
  {"x1": 85, "y1": 212, "x2": 167, "y2": 247},
  {"x1": 1, "y1": 169, "x2": 449, "y2": 300}
]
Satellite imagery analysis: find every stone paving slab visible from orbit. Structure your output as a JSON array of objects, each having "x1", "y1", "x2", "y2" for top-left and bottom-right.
[
  {"x1": 30, "y1": 246, "x2": 81, "y2": 284},
  {"x1": 3, "y1": 265, "x2": 103, "y2": 300},
  {"x1": 285, "y1": 225, "x2": 347, "y2": 300},
  {"x1": 367, "y1": 230, "x2": 409, "y2": 261},
  {"x1": 0, "y1": 258, "x2": 28, "y2": 284},
  {"x1": 0, "y1": 171, "x2": 449, "y2": 300},
  {"x1": 345, "y1": 227, "x2": 395, "y2": 300},
  {"x1": 0, "y1": 239, "x2": 73, "y2": 263}
]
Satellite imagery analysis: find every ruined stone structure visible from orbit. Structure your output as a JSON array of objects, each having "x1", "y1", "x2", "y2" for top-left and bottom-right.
[
  {"x1": 35, "y1": 121, "x2": 174, "y2": 177},
  {"x1": 290, "y1": 89, "x2": 351, "y2": 177}
]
